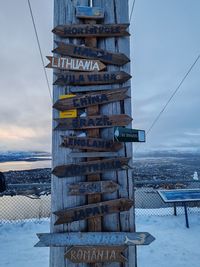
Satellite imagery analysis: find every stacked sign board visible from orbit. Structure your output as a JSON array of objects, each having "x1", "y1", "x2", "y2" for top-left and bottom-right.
[{"x1": 35, "y1": 2, "x2": 154, "y2": 265}]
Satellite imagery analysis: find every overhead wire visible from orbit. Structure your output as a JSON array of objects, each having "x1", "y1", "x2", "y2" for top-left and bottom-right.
[
  {"x1": 27, "y1": 0, "x2": 52, "y2": 102},
  {"x1": 130, "y1": 0, "x2": 136, "y2": 21}
]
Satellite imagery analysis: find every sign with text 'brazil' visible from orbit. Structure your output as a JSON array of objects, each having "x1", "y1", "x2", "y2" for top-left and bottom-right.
[
  {"x1": 52, "y1": 24, "x2": 130, "y2": 38},
  {"x1": 53, "y1": 198, "x2": 133, "y2": 225},
  {"x1": 54, "y1": 71, "x2": 131, "y2": 86},
  {"x1": 53, "y1": 42, "x2": 130, "y2": 66},
  {"x1": 52, "y1": 157, "x2": 130, "y2": 178}
]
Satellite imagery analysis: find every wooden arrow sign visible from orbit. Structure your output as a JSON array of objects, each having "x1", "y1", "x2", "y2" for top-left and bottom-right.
[
  {"x1": 65, "y1": 246, "x2": 127, "y2": 263},
  {"x1": 54, "y1": 71, "x2": 131, "y2": 86},
  {"x1": 53, "y1": 198, "x2": 133, "y2": 225},
  {"x1": 52, "y1": 24, "x2": 130, "y2": 38},
  {"x1": 68, "y1": 180, "x2": 119, "y2": 195},
  {"x1": 53, "y1": 88, "x2": 129, "y2": 111},
  {"x1": 35, "y1": 232, "x2": 155, "y2": 247},
  {"x1": 52, "y1": 157, "x2": 130, "y2": 178},
  {"x1": 69, "y1": 152, "x2": 120, "y2": 158},
  {"x1": 54, "y1": 114, "x2": 133, "y2": 131},
  {"x1": 46, "y1": 56, "x2": 106, "y2": 72},
  {"x1": 61, "y1": 136, "x2": 123, "y2": 152},
  {"x1": 53, "y1": 42, "x2": 130, "y2": 66}
]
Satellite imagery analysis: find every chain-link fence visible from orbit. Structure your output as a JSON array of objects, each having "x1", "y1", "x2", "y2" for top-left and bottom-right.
[{"x1": 0, "y1": 180, "x2": 200, "y2": 223}]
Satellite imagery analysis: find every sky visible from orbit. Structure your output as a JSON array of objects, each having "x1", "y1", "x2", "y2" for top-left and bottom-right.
[{"x1": 0, "y1": 0, "x2": 200, "y2": 153}]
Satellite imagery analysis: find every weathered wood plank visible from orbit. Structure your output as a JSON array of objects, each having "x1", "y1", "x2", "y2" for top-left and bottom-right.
[
  {"x1": 68, "y1": 181, "x2": 119, "y2": 195},
  {"x1": 53, "y1": 42, "x2": 130, "y2": 66},
  {"x1": 53, "y1": 88, "x2": 129, "y2": 111},
  {"x1": 35, "y1": 232, "x2": 155, "y2": 247},
  {"x1": 54, "y1": 198, "x2": 133, "y2": 225},
  {"x1": 65, "y1": 246, "x2": 127, "y2": 263},
  {"x1": 54, "y1": 71, "x2": 132, "y2": 86},
  {"x1": 69, "y1": 152, "x2": 120, "y2": 158},
  {"x1": 46, "y1": 56, "x2": 106, "y2": 72},
  {"x1": 52, "y1": 157, "x2": 130, "y2": 178},
  {"x1": 61, "y1": 136, "x2": 123, "y2": 152},
  {"x1": 54, "y1": 114, "x2": 133, "y2": 131},
  {"x1": 70, "y1": 86, "x2": 129, "y2": 93},
  {"x1": 52, "y1": 24, "x2": 130, "y2": 38},
  {"x1": 76, "y1": 6, "x2": 104, "y2": 19}
]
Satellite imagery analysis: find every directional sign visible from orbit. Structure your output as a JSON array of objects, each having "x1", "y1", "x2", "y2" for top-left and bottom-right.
[
  {"x1": 52, "y1": 157, "x2": 130, "y2": 178},
  {"x1": 53, "y1": 42, "x2": 130, "y2": 66},
  {"x1": 65, "y1": 246, "x2": 127, "y2": 263},
  {"x1": 69, "y1": 152, "x2": 120, "y2": 158},
  {"x1": 46, "y1": 56, "x2": 106, "y2": 72},
  {"x1": 53, "y1": 198, "x2": 133, "y2": 225},
  {"x1": 54, "y1": 114, "x2": 133, "y2": 131},
  {"x1": 54, "y1": 71, "x2": 131, "y2": 86},
  {"x1": 61, "y1": 136, "x2": 123, "y2": 152},
  {"x1": 59, "y1": 94, "x2": 77, "y2": 119},
  {"x1": 35, "y1": 232, "x2": 155, "y2": 247},
  {"x1": 53, "y1": 88, "x2": 129, "y2": 111},
  {"x1": 52, "y1": 24, "x2": 130, "y2": 38},
  {"x1": 114, "y1": 127, "x2": 146, "y2": 142},
  {"x1": 68, "y1": 180, "x2": 119, "y2": 195},
  {"x1": 76, "y1": 6, "x2": 104, "y2": 19}
]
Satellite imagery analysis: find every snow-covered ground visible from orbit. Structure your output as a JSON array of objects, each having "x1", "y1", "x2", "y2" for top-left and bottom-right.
[{"x1": 0, "y1": 213, "x2": 199, "y2": 267}]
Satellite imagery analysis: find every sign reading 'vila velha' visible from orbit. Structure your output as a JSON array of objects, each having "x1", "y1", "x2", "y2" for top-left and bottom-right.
[
  {"x1": 61, "y1": 136, "x2": 123, "y2": 152},
  {"x1": 52, "y1": 157, "x2": 130, "y2": 178},
  {"x1": 53, "y1": 88, "x2": 129, "y2": 111},
  {"x1": 52, "y1": 24, "x2": 130, "y2": 38},
  {"x1": 54, "y1": 198, "x2": 133, "y2": 225},
  {"x1": 53, "y1": 42, "x2": 130, "y2": 66},
  {"x1": 54, "y1": 114, "x2": 132, "y2": 131},
  {"x1": 46, "y1": 56, "x2": 106, "y2": 72},
  {"x1": 54, "y1": 71, "x2": 131, "y2": 86},
  {"x1": 65, "y1": 246, "x2": 127, "y2": 263}
]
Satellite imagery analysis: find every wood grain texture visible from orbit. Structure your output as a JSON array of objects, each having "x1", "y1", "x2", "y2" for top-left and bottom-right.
[
  {"x1": 54, "y1": 114, "x2": 133, "y2": 130},
  {"x1": 53, "y1": 88, "x2": 129, "y2": 111},
  {"x1": 52, "y1": 24, "x2": 130, "y2": 37},
  {"x1": 53, "y1": 42, "x2": 130, "y2": 66},
  {"x1": 54, "y1": 198, "x2": 133, "y2": 225}
]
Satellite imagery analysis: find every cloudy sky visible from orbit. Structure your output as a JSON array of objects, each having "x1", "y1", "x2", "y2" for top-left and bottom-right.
[{"x1": 0, "y1": 0, "x2": 200, "y2": 153}]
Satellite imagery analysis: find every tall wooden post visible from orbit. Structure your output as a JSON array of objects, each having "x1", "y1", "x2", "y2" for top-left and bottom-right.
[{"x1": 50, "y1": 0, "x2": 136, "y2": 267}]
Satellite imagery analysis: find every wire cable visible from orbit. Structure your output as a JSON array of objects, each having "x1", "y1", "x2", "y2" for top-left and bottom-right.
[
  {"x1": 130, "y1": 0, "x2": 136, "y2": 22},
  {"x1": 27, "y1": 0, "x2": 52, "y2": 101}
]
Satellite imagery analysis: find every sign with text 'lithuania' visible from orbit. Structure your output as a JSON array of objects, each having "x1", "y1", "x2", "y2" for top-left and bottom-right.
[
  {"x1": 52, "y1": 24, "x2": 130, "y2": 38},
  {"x1": 52, "y1": 157, "x2": 130, "y2": 178},
  {"x1": 53, "y1": 198, "x2": 133, "y2": 225},
  {"x1": 46, "y1": 56, "x2": 106, "y2": 72},
  {"x1": 53, "y1": 42, "x2": 130, "y2": 66},
  {"x1": 54, "y1": 71, "x2": 132, "y2": 86},
  {"x1": 54, "y1": 114, "x2": 132, "y2": 131}
]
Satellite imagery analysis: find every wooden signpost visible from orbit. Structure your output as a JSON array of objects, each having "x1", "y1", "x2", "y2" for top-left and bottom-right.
[
  {"x1": 54, "y1": 71, "x2": 132, "y2": 86},
  {"x1": 76, "y1": 6, "x2": 104, "y2": 20},
  {"x1": 65, "y1": 246, "x2": 127, "y2": 263},
  {"x1": 52, "y1": 157, "x2": 130, "y2": 178},
  {"x1": 46, "y1": 56, "x2": 106, "y2": 72},
  {"x1": 53, "y1": 42, "x2": 130, "y2": 66},
  {"x1": 35, "y1": 232, "x2": 155, "y2": 247},
  {"x1": 52, "y1": 24, "x2": 130, "y2": 38},
  {"x1": 61, "y1": 136, "x2": 123, "y2": 152},
  {"x1": 53, "y1": 88, "x2": 129, "y2": 111},
  {"x1": 68, "y1": 181, "x2": 119, "y2": 195},
  {"x1": 54, "y1": 114, "x2": 133, "y2": 131},
  {"x1": 53, "y1": 198, "x2": 133, "y2": 225}
]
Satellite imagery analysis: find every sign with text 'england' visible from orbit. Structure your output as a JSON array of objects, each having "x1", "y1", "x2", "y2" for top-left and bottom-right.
[
  {"x1": 53, "y1": 42, "x2": 130, "y2": 66},
  {"x1": 54, "y1": 71, "x2": 131, "y2": 86},
  {"x1": 54, "y1": 114, "x2": 132, "y2": 131},
  {"x1": 52, "y1": 24, "x2": 130, "y2": 38},
  {"x1": 46, "y1": 56, "x2": 106, "y2": 72},
  {"x1": 53, "y1": 198, "x2": 133, "y2": 225},
  {"x1": 53, "y1": 88, "x2": 129, "y2": 111},
  {"x1": 52, "y1": 157, "x2": 130, "y2": 178}
]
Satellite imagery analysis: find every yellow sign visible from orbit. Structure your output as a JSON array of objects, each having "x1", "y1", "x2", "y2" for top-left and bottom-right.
[{"x1": 59, "y1": 94, "x2": 77, "y2": 118}]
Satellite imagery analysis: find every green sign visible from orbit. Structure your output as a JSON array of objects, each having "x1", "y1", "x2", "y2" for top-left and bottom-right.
[{"x1": 114, "y1": 127, "x2": 145, "y2": 142}]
